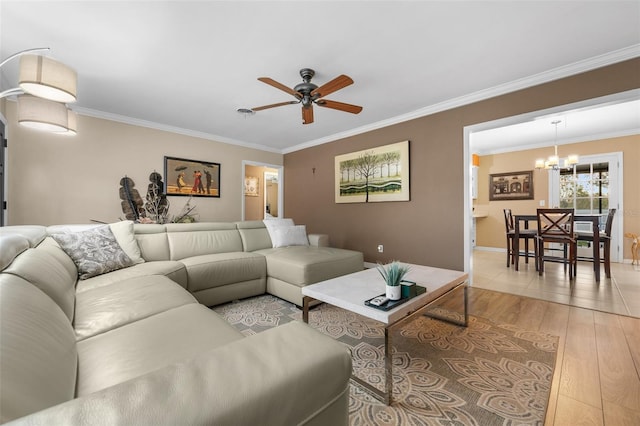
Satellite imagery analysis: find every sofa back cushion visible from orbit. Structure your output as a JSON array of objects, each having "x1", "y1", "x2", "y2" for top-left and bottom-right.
[
  {"x1": 0, "y1": 274, "x2": 78, "y2": 423},
  {"x1": 134, "y1": 224, "x2": 171, "y2": 261},
  {"x1": 0, "y1": 235, "x2": 29, "y2": 271},
  {"x1": 0, "y1": 225, "x2": 47, "y2": 248},
  {"x1": 164, "y1": 223, "x2": 243, "y2": 260},
  {"x1": 235, "y1": 221, "x2": 272, "y2": 252},
  {"x1": 2, "y1": 247, "x2": 77, "y2": 321}
]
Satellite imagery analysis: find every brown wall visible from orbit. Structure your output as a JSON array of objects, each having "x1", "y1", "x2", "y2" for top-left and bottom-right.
[
  {"x1": 475, "y1": 135, "x2": 640, "y2": 260},
  {"x1": 284, "y1": 59, "x2": 640, "y2": 270}
]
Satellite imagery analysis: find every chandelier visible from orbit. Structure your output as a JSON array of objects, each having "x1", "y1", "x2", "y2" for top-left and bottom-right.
[{"x1": 535, "y1": 120, "x2": 578, "y2": 170}]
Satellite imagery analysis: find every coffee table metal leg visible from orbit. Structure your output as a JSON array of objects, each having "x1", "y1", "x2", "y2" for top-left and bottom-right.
[
  {"x1": 423, "y1": 283, "x2": 469, "y2": 327},
  {"x1": 302, "y1": 296, "x2": 312, "y2": 323},
  {"x1": 349, "y1": 326, "x2": 393, "y2": 405}
]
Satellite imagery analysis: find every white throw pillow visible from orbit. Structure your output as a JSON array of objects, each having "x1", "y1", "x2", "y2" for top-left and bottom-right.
[
  {"x1": 109, "y1": 220, "x2": 145, "y2": 264},
  {"x1": 263, "y1": 218, "x2": 295, "y2": 231},
  {"x1": 270, "y1": 225, "x2": 310, "y2": 248}
]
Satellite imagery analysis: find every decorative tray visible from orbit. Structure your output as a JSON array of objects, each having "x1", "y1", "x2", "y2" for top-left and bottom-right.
[{"x1": 364, "y1": 285, "x2": 426, "y2": 311}]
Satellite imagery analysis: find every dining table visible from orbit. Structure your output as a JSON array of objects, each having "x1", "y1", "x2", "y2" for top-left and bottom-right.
[{"x1": 513, "y1": 214, "x2": 602, "y2": 282}]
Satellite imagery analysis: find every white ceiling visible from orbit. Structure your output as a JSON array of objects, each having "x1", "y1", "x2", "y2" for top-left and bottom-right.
[{"x1": 1, "y1": 1, "x2": 639, "y2": 154}]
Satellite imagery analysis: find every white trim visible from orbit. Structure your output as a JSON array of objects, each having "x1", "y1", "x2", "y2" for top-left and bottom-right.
[
  {"x1": 14, "y1": 45, "x2": 636, "y2": 155},
  {"x1": 468, "y1": 88, "x2": 640, "y2": 155},
  {"x1": 73, "y1": 106, "x2": 283, "y2": 154},
  {"x1": 285, "y1": 45, "x2": 640, "y2": 154}
]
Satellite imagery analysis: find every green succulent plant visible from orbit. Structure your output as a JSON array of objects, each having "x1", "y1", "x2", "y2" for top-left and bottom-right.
[{"x1": 376, "y1": 261, "x2": 411, "y2": 287}]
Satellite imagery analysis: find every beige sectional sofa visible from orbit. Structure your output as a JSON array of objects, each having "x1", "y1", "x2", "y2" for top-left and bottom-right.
[{"x1": 0, "y1": 220, "x2": 363, "y2": 425}]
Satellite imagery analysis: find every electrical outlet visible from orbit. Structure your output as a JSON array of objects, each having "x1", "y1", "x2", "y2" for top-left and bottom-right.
[{"x1": 377, "y1": 244, "x2": 384, "y2": 253}]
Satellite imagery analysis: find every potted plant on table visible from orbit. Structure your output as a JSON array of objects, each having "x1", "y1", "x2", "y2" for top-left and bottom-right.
[{"x1": 376, "y1": 261, "x2": 411, "y2": 300}]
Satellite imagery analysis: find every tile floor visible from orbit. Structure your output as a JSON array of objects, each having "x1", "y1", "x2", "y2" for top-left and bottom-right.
[{"x1": 471, "y1": 249, "x2": 640, "y2": 318}]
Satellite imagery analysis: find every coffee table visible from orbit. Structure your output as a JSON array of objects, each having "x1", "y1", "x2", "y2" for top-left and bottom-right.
[{"x1": 302, "y1": 264, "x2": 468, "y2": 405}]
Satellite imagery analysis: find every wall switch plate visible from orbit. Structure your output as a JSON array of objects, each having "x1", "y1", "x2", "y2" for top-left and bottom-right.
[
  {"x1": 539, "y1": 200, "x2": 545, "y2": 206},
  {"x1": 377, "y1": 244, "x2": 384, "y2": 253}
]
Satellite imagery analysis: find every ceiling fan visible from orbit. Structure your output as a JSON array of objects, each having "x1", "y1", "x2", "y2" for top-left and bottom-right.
[{"x1": 251, "y1": 68, "x2": 363, "y2": 124}]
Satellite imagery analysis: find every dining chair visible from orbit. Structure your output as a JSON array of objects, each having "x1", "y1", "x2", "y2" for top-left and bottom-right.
[
  {"x1": 503, "y1": 209, "x2": 537, "y2": 268},
  {"x1": 576, "y1": 208, "x2": 616, "y2": 278},
  {"x1": 536, "y1": 208, "x2": 577, "y2": 279}
]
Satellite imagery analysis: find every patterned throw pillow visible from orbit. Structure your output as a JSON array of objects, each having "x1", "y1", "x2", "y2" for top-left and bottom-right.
[{"x1": 51, "y1": 225, "x2": 134, "y2": 280}]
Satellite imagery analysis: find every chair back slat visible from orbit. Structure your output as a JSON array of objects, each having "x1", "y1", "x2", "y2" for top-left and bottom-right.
[
  {"x1": 604, "y1": 208, "x2": 616, "y2": 237},
  {"x1": 503, "y1": 209, "x2": 514, "y2": 233},
  {"x1": 537, "y1": 208, "x2": 575, "y2": 240}
]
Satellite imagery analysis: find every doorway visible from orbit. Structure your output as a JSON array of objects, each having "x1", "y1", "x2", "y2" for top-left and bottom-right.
[
  {"x1": 464, "y1": 89, "x2": 638, "y2": 278},
  {"x1": 241, "y1": 161, "x2": 283, "y2": 221}
]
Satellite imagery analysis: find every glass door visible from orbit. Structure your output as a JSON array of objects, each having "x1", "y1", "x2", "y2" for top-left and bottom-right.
[{"x1": 551, "y1": 152, "x2": 622, "y2": 261}]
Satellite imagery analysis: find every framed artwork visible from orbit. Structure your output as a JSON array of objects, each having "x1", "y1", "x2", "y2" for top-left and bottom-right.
[
  {"x1": 489, "y1": 170, "x2": 533, "y2": 201},
  {"x1": 244, "y1": 176, "x2": 259, "y2": 196},
  {"x1": 335, "y1": 140, "x2": 410, "y2": 203},
  {"x1": 164, "y1": 156, "x2": 220, "y2": 197}
]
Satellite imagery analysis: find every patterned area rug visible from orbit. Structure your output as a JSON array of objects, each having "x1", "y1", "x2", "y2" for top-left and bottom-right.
[{"x1": 212, "y1": 294, "x2": 558, "y2": 425}]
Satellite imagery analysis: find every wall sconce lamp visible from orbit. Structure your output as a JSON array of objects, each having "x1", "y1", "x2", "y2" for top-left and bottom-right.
[{"x1": 0, "y1": 48, "x2": 77, "y2": 134}]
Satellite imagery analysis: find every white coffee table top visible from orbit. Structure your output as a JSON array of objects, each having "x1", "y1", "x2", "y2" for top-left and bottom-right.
[{"x1": 302, "y1": 264, "x2": 468, "y2": 324}]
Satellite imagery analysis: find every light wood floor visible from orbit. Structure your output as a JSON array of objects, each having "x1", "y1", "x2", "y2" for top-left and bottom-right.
[{"x1": 461, "y1": 252, "x2": 640, "y2": 425}]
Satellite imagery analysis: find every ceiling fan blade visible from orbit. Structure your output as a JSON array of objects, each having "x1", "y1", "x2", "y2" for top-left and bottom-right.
[
  {"x1": 310, "y1": 75, "x2": 353, "y2": 98},
  {"x1": 315, "y1": 99, "x2": 363, "y2": 114},
  {"x1": 251, "y1": 100, "x2": 299, "y2": 111},
  {"x1": 258, "y1": 77, "x2": 301, "y2": 99},
  {"x1": 302, "y1": 105, "x2": 314, "y2": 125}
]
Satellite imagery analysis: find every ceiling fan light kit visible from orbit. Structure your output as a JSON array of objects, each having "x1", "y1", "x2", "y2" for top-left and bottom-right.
[{"x1": 252, "y1": 68, "x2": 363, "y2": 124}]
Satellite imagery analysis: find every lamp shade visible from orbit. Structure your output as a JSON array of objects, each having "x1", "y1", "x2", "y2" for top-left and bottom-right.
[
  {"x1": 65, "y1": 109, "x2": 78, "y2": 135},
  {"x1": 17, "y1": 94, "x2": 72, "y2": 132},
  {"x1": 19, "y1": 55, "x2": 77, "y2": 103}
]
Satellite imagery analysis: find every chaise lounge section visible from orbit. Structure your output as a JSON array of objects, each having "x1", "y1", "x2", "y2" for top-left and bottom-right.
[{"x1": 0, "y1": 220, "x2": 363, "y2": 425}]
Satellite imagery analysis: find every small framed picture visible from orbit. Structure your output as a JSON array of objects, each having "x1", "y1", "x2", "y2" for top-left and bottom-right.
[
  {"x1": 164, "y1": 156, "x2": 220, "y2": 197},
  {"x1": 489, "y1": 170, "x2": 533, "y2": 201}
]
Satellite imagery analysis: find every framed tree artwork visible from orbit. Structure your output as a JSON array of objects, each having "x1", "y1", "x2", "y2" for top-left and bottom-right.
[{"x1": 335, "y1": 140, "x2": 410, "y2": 203}]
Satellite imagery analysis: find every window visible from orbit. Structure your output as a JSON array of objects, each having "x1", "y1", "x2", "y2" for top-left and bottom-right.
[{"x1": 559, "y1": 162, "x2": 609, "y2": 215}]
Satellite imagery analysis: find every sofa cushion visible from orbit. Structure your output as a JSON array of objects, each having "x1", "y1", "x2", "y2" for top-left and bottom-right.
[
  {"x1": 133, "y1": 224, "x2": 170, "y2": 261},
  {"x1": 75, "y1": 304, "x2": 243, "y2": 396},
  {"x1": 257, "y1": 246, "x2": 364, "y2": 287},
  {"x1": 236, "y1": 220, "x2": 273, "y2": 252},
  {"x1": 0, "y1": 235, "x2": 29, "y2": 270},
  {"x1": 0, "y1": 225, "x2": 47, "y2": 247},
  {"x1": 180, "y1": 252, "x2": 266, "y2": 292},
  {"x1": 75, "y1": 261, "x2": 188, "y2": 293},
  {"x1": 165, "y1": 223, "x2": 244, "y2": 260},
  {"x1": 0, "y1": 275, "x2": 77, "y2": 423},
  {"x1": 74, "y1": 275, "x2": 198, "y2": 340},
  {"x1": 269, "y1": 225, "x2": 310, "y2": 248},
  {"x1": 2, "y1": 248, "x2": 77, "y2": 321},
  {"x1": 51, "y1": 225, "x2": 134, "y2": 280}
]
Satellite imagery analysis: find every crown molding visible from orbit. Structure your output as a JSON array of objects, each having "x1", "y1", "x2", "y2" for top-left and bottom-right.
[
  {"x1": 283, "y1": 44, "x2": 640, "y2": 154},
  {"x1": 72, "y1": 106, "x2": 283, "y2": 154},
  {"x1": 68, "y1": 45, "x2": 639, "y2": 156}
]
